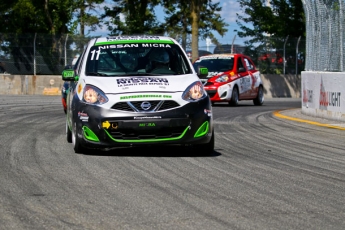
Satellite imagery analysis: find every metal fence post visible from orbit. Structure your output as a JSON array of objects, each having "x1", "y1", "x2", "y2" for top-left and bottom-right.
[
  {"x1": 283, "y1": 35, "x2": 289, "y2": 75},
  {"x1": 64, "y1": 34, "x2": 69, "y2": 66},
  {"x1": 295, "y1": 36, "x2": 301, "y2": 97},
  {"x1": 231, "y1": 35, "x2": 236, "y2": 54},
  {"x1": 340, "y1": 0, "x2": 344, "y2": 72},
  {"x1": 34, "y1": 33, "x2": 37, "y2": 75}
]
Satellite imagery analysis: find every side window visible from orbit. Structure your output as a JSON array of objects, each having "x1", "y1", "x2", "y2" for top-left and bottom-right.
[
  {"x1": 237, "y1": 57, "x2": 245, "y2": 70},
  {"x1": 244, "y1": 58, "x2": 254, "y2": 70}
]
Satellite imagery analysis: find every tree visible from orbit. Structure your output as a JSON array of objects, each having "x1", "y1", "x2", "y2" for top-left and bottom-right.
[
  {"x1": 236, "y1": 0, "x2": 305, "y2": 41},
  {"x1": 102, "y1": 0, "x2": 164, "y2": 35},
  {"x1": 0, "y1": 0, "x2": 75, "y2": 73},
  {"x1": 162, "y1": 0, "x2": 228, "y2": 61},
  {"x1": 236, "y1": 0, "x2": 305, "y2": 73},
  {"x1": 70, "y1": 0, "x2": 104, "y2": 36}
]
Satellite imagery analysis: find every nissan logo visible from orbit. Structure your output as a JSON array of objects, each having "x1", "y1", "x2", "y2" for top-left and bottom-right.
[{"x1": 141, "y1": 101, "x2": 151, "y2": 110}]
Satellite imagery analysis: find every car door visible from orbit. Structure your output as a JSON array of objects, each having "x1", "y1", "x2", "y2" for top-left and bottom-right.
[
  {"x1": 236, "y1": 56, "x2": 252, "y2": 99},
  {"x1": 243, "y1": 57, "x2": 260, "y2": 98}
]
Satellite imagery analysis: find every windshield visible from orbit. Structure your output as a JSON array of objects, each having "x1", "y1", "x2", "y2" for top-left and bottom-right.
[
  {"x1": 85, "y1": 43, "x2": 192, "y2": 76},
  {"x1": 193, "y1": 57, "x2": 234, "y2": 72}
]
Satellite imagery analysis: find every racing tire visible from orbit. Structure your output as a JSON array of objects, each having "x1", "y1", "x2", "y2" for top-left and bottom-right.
[
  {"x1": 72, "y1": 122, "x2": 86, "y2": 154},
  {"x1": 66, "y1": 121, "x2": 72, "y2": 143},
  {"x1": 253, "y1": 85, "x2": 264, "y2": 106},
  {"x1": 229, "y1": 86, "x2": 239, "y2": 106},
  {"x1": 195, "y1": 130, "x2": 214, "y2": 155}
]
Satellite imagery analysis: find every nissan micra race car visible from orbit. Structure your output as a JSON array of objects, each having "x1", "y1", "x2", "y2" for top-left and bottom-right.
[
  {"x1": 62, "y1": 35, "x2": 214, "y2": 154},
  {"x1": 193, "y1": 54, "x2": 264, "y2": 106}
]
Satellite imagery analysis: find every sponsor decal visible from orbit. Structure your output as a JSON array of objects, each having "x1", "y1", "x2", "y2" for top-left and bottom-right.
[
  {"x1": 120, "y1": 94, "x2": 172, "y2": 100},
  {"x1": 303, "y1": 89, "x2": 313, "y2": 104},
  {"x1": 207, "y1": 72, "x2": 222, "y2": 78},
  {"x1": 116, "y1": 77, "x2": 169, "y2": 87},
  {"x1": 134, "y1": 116, "x2": 162, "y2": 120},
  {"x1": 204, "y1": 109, "x2": 212, "y2": 116},
  {"x1": 240, "y1": 76, "x2": 251, "y2": 91},
  {"x1": 106, "y1": 35, "x2": 161, "y2": 41},
  {"x1": 319, "y1": 78, "x2": 341, "y2": 108},
  {"x1": 199, "y1": 55, "x2": 233, "y2": 60},
  {"x1": 249, "y1": 72, "x2": 257, "y2": 89},
  {"x1": 78, "y1": 111, "x2": 89, "y2": 122},
  {"x1": 95, "y1": 44, "x2": 172, "y2": 50},
  {"x1": 77, "y1": 84, "x2": 83, "y2": 94},
  {"x1": 139, "y1": 123, "x2": 156, "y2": 127}
]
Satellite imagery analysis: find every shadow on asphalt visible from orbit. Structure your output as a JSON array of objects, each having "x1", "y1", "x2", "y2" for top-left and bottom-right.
[{"x1": 79, "y1": 146, "x2": 222, "y2": 157}]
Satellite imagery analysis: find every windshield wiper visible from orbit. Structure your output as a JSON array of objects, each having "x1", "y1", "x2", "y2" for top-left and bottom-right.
[
  {"x1": 111, "y1": 72, "x2": 164, "y2": 76},
  {"x1": 86, "y1": 72, "x2": 109, "y2": 76}
]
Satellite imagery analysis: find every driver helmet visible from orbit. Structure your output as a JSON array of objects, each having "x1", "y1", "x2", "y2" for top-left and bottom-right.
[{"x1": 149, "y1": 49, "x2": 170, "y2": 64}]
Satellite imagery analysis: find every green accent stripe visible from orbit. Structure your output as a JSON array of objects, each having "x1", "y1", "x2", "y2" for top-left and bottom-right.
[
  {"x1": 83, "y1": 126, "x2": 100, "y2": 142},
  {"x1": 194, "y1": 121, "x2": 209, "y2": 138},
  {"x1": 95, "y1": 40, "x2": 174, "y2": 45},
  {"x1": 104, "y1": 126, "x2": 189, "y2": 143}
]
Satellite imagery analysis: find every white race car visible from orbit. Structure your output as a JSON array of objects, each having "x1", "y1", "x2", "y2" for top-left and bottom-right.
[{"x1": 62, "y1": 35, "x2": 214, "y2": 154}]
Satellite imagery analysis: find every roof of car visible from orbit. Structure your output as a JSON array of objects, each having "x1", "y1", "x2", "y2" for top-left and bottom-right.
[
  {"x1": 198, "y1": 54, "x2": 236, "y2": 59},
  {"x1": 92, "y1": 35, "x2": 176, "y2": 45}
]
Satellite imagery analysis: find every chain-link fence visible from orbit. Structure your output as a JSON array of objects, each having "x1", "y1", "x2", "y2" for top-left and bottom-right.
[
  {"x1": 0, "y1": 33, "x2": 89, "y2": 75},
  {"x1": 302, "y1": 0, "x2": 345, "y2": 72},
  {"x1": 198, "y1": 36, "x2": 306, "y2": 75},
  {"x1": 0, "y1": 33, "x2": 306, "y2": 75}
]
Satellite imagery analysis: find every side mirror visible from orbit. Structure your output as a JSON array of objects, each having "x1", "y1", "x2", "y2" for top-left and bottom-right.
[
  {"x1": 197, "y1": 66, "x2": 208, "y2": 78},
  {"x1": 62, "y1": 69, "x2": 78, "y2": 81},
  {"x1": 238, "y1": 67, "x2": 246, "y2": 73}
]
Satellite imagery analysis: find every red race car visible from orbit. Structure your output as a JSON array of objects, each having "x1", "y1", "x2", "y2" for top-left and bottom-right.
[{"x1": 193, "y1": 53, "x2": 264, "y2": 106}]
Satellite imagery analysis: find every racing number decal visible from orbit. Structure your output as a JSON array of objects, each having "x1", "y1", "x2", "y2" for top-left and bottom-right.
[{"x1": 90, "y1": 49, "x2": 101, "y2": 60}]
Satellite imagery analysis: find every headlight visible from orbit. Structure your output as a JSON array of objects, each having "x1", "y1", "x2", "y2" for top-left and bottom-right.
[
  {"x1": 82, "y1": 85, "x2": 108, "y2": 105},
  {"x1": 215, "y1": 74, "x2": 229, "y2": 83},
  {"x1": 182, "y1": 81, "x2": 207, "y2": 102}
]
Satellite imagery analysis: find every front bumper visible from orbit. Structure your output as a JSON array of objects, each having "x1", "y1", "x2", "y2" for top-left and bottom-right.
[{"x1": 72, "y1": 97, "x2": 213, "y2": 148}]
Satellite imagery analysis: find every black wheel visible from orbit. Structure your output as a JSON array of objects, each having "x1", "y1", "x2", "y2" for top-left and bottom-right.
[
  {"x1": 66, "y1": 120, "x2": 72, "y2": 143},
  {"x1": 229, "y1": 86, "x2": 239, "y2": 106},
  {"x1": 72, "y1": 122, "x2": 86, "y2": 153},
  {"x1": 195, "y1": 130, "x2": 214, "y2": 155},
  {"x1": 253, "y1": 85, "x2": 264, "y2": 106}
]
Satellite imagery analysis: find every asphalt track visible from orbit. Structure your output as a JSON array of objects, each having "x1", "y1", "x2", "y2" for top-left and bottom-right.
[{"x1": 0, "y1": 96, "x2": 344, "y2": 230}]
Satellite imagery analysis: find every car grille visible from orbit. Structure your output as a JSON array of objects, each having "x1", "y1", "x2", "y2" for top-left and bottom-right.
[
  {"x1": 206, "y1": 90, "x2": 217, "y2": 98},
  {"x1": 106, "y1": 118, "x2": 190, "y2": 140},
  {"x1": 111, "y1": 100, "x2": 180, "y2": 112},
  {"x1": 108, "y1": 127, "x2": 187, "y2": 140}
]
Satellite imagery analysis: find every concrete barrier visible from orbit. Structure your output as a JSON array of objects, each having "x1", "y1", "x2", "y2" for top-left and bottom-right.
[
  {"x1": 301, "y1": 71, "x2": 345, "y2": 121},
  {"x1": 0, "y1": 74, "x2": 301, "y2": 98},
  {"x1": 0, "y1": 74, "x2": 62, "y2": 95}
]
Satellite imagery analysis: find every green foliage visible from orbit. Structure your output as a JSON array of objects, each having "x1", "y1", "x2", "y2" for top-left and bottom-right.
[
  {"x1": 102, "y1": 0, "x2": 164, "y2": 35},
  {"x1": 236, "y1": 0, "x2": 306, "y2": 74},
  {"x1": 162, "y1": 0, "x2": 228, "y2": 54},
  {"x1": 236, "y1": 0, "x2": 305, "y2": 40},
  {"x1": 72, "y1": 0, "x2": 105, "y2": 35}
]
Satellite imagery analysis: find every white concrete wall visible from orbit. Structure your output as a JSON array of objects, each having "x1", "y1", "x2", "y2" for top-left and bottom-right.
[
  {"x1": 0, "y1": 74, "x2": 302, "y2": 98},
  {"x1": 301, "y1": 71, "x2": 345, "y2": 121}
]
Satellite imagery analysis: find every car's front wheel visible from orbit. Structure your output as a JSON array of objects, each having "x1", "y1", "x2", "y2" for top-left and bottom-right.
[
  {"x1": 229, "y1": 86, "x2": 239, "y2": 106},
  {"x1": 195, "y1": 130, "x2": 214, "y2": 155},
  {"x1": 72, "y1": 122, "x2": 86, "y2": 153},
  {"x1": 253, "y1": 85, "x2": 264, "y2": 106},
  {"x1": 66, "y1": 120, "x2": 72, "y2": 143}
]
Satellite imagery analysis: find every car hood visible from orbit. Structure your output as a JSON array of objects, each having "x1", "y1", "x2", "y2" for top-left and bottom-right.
[{"x1": 83, "y1": 75, "x2": 198, "y2": 94}]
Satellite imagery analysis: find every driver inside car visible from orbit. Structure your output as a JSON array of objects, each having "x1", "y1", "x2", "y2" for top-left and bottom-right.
[{"x1": 146, "y1": 49, "x2": 175, "y2": 74}]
